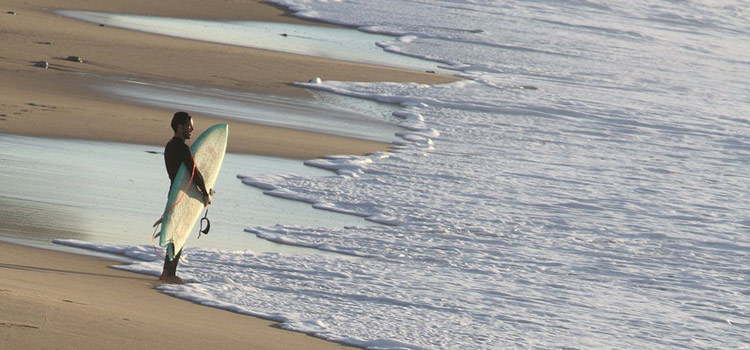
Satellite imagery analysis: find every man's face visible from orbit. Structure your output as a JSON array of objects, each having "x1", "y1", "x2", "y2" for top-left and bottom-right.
[{"x1": 183, "y1": 119, "x2": 194, "y2": 139}]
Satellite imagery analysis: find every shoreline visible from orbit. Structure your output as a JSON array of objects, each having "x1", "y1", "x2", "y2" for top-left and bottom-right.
[
  {"x1": 0, "y1": 70, "x2": 393, "y2": 159},
  {"x1": 0, "y1": 0, "x2": 459, "y2": 158}
]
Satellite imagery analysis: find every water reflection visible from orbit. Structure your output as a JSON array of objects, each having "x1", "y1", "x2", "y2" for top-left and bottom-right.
[{"x1": 0, "y1": 134, "x2": 375, "y2": 256}]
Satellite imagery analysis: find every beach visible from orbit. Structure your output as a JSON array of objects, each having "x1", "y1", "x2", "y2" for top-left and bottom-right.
[
  {"x1": 4, "y1": 0, "x2": 748, "y2": 348},
  {"x1": 0, "y1": 242, "x2": 359, "y2": 350},
  {"x1": 0, "y1": 0, "x2": 456, "y2": 349},
  {"x1": 0, "y1": 0, "x2": 455, "y2": 158}
]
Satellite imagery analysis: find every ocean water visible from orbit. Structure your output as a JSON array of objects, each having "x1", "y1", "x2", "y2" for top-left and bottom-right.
[{"x1": 56, "y1": 1, "x2": 749, "y2": 349}]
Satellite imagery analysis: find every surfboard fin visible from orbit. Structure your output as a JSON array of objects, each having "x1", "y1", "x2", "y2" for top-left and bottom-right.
[{"x1": 152, "y1": 216, "x2": 163, "y2": 228}]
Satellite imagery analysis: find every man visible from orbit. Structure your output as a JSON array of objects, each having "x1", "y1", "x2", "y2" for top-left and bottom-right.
[{"x1": 161, "y1": 111, "x2": 214, "y2": 283}]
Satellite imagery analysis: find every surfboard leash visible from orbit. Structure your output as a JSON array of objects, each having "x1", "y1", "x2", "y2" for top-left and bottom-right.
[
  {"x1": 151, "y1": 225, "x2": 165, "y2": 260},
  {"x1": 198, "y1": 208, "x2": 210, "y2": 239}
]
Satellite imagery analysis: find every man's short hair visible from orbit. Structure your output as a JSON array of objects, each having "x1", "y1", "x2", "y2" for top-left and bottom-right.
[{"x1": 171, "y1": 111, "x2": 191, "y2": 132}]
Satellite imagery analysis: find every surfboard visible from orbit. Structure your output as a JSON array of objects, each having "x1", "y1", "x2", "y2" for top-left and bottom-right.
[{"x1": 159, "y1": 123, "x2": 228, "y2": 260}]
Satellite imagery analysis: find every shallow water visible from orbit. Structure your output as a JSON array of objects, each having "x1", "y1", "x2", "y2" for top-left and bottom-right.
[
  {"x1": 94, "y1": 78, "x2": 402, "y2": 142},
  {"x1": 0, "y1": 133, "x2": 376, "y2": 256},
  {"x1": 58, "y1": 10, "x2": 449, "y2": 74}
]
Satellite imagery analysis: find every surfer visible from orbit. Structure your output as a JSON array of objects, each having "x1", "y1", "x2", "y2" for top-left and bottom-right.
[{"x1": 160, "y1": 111, "x2": 214, "y2": 283}]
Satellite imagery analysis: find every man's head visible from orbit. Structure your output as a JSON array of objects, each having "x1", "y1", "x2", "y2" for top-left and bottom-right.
[{"x1": 171, "y1": 111, "x2": 194, "y2": 139}]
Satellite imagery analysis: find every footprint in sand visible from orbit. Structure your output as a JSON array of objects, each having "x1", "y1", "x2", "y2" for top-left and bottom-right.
[{"x1": 0, "y1": 322, "x2": 40, "y2": 329}]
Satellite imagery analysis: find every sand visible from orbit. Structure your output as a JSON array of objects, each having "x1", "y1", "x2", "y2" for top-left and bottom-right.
[
  {"x1": 0, "y1": 71, "x2": 390, "y2": 159},
  {"x1": 0, "y1": 242, "x2": 357, "y2": 350},
  {"x1": 0, "y1": 1, "x2": 458, "y2": 348},
  {"x1": 0, "y1": 0, "x2": 457, "y2": 159}
]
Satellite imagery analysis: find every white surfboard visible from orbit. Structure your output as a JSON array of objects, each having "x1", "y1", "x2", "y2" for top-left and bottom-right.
[{"x1": 159, "y1": 124, "x2": 228, "y2": 260}]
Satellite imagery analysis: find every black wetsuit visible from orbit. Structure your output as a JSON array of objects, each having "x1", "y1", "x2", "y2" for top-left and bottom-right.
[
  {"x1": 162, "y1": 136, "x2": 209, "y2": 275},
  {"x1": 165, "y1": 137, "x2": 209, "y2": 195}
]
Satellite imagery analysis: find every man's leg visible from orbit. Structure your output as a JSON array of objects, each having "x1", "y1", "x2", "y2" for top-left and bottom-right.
[{"x1": 159, "y1": 248, "x2": 183, "y2": 283}]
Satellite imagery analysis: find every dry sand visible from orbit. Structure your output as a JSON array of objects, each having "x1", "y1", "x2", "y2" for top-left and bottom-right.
[{"x1": 0, "y1": 1, "x2": 460, "y2": 348}]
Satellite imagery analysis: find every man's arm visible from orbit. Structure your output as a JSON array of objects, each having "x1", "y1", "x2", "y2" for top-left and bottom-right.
[
  {"x1": 180, "y1": 144, "x2": 211, "y2": 201},
  {"x1": 193, "y1": 167, "x2": 213, "y2": 206}
]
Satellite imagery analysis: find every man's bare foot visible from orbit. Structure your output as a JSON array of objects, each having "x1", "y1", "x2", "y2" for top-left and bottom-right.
[{"x1": 159, "y1": 274, "x2": 185, "y2": 284}]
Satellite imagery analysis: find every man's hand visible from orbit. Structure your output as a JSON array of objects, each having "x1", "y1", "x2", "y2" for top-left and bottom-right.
[{"x1": 204, "y1": 188, "x2": 216, "y2": 206}]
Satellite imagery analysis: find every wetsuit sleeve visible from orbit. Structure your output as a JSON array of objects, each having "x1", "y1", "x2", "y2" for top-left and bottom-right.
[{"x1": 179, "y1": 144, "x2": 210, "y2": 196}]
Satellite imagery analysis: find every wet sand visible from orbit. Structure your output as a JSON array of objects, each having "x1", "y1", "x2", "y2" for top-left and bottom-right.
[
  {"x1": 0, "y1": 242, "x2": 357, "y2": 350},
  {"x1": 0, "y1": 0, "x2": 457, "y2": 158}
]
